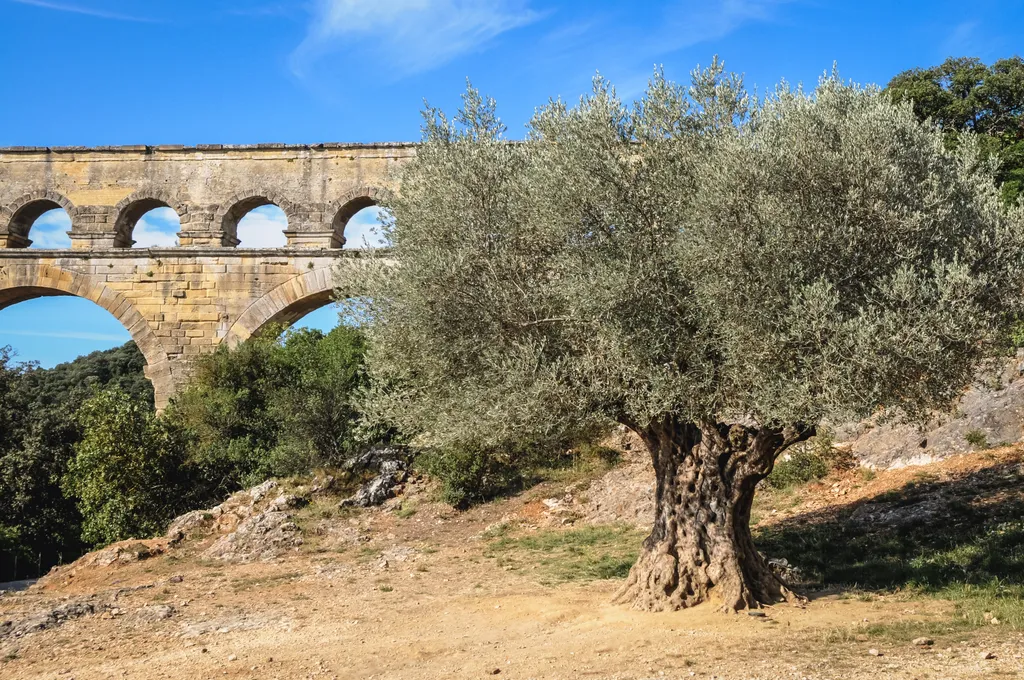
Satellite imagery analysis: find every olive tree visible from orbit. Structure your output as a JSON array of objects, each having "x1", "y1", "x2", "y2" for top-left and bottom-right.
[{"x1": 350, "y1": 61, "x2": 1024, "y2": 611}]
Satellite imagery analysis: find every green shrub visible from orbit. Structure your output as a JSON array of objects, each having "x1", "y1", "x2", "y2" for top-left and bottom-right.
[
  {"x1": 64, "y1": 388, "x2": 190, "y2": 546},
  {"x1": 965, "y1": 429, "x2": 989, "y2": 449},
  {"x1": 484, "y1": 524, "x2": 644, "y2": 583},
  {"x1": 766, "y1": 429, "x2": 843, "y2": 490},
  {"x1": 416, "y1": 444, "x2": 526, "y2": 509},
  {"x1": 167, "y1": 324, "x2": 383, "y2": 493},
  {"x1": 0, "y1": 343, "x2": 150, "y2": 579}
]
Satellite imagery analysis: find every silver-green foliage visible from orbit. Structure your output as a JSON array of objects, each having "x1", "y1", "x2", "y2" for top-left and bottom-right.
[{"x1": 349, "y1": 61, "x2": 1024, "y2": 452}]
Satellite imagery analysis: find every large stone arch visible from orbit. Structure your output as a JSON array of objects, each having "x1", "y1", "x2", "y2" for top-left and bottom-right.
[
  {"x1": 328, "y1": 185, "x2": 385, "y2": 248},
  {"x1": 215, "y1": 188, "x2": 297, "y2": 247},
  {"x1": 111, "y1": 190, "x2": 187, "y2": 248},
  {"x1": 223, "y1": 267, "x2": 335, "y2": 346},
  {"x1": 0, "y1": 264, "x2": 174, "y2": 409},
  {"x1": 0, "y1": 191, "x2": 76, "y2": 248}
]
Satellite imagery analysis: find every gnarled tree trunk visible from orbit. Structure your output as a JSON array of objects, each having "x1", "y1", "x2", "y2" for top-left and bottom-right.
[{"x1": 614, "y1": 416, "x2": 812, "y2": 612}]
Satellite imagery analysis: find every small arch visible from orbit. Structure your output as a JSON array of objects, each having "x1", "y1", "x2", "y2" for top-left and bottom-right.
[
  {"x1": 237, "y1": 204, "x2": 288, "y2": 248},
  {"x1": 112, "y1": 191, "x2": 184, "y2": 248},
  {"x1": 217, "y1": 189, "x2": 295, "y2": 247},
  {"x1": 224, "y1": 267, "x2": 335, "y2": 346},
  {"x1": 1, "y1": 191, "x2": 75, "y2": 248},
  {"x1": 328, "y1": 186, "x2": 385, "y2": 248},
  {"x1": 0, "y1": 264, "x2": 173, "y2": 408}
]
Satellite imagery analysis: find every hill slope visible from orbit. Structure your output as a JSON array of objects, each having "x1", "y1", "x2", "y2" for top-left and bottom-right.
[{"x1": 2, "y1": 443, "x2": 1022, "y2": 679}]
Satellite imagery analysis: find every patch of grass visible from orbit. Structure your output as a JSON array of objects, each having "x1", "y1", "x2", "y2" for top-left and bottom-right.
[
  {"x1": 942, "y1": 580, "x2": 1024, "y2": 629},
  {"x1": 756, "y1": 457, "x2": 1024, "y2": 629},
  {"x1": 416, "y1": 433, "x2": 621, "y2": 509},
  {"x1": 965, "y1": 429, "x2": 989, "y2": 449},
  {"x1": 532, "y1": 442, "x2": 621, "y2": 487},
  {"x1": 484, "y1": 524, "x2": 644, "y2": 584},
  {"x1": 752, "y1": 486, "x2": 803, "y2": 522},
  {"x1": 823, "y1": 617, "x2": 975, "y2": 644},
  {"x1": 395, "y1": 504, "x2": 418, "y2": 519},
  {"x1": 378, "y1": 585, "x2": 394, "y2": 592},
  {"x1": 766, "y1": 429, "x2": 847, "y2": 490},
  {"x1": 480, "y1": 522, "x2": 515, "y2": 540}
]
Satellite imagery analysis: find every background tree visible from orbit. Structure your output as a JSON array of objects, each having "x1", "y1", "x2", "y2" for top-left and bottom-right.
[
  {"x1": 167, "y1": 324, "x2": 376, "y2": 492},
  {"x1": 0, "y1": 343, "x2": 150, "y2": 579},
  {"x1": 353, "y1": 63, "x2": 1024, "y2": 611},
  {"x1": 887, "y1": 56, "x2": 1024, "y2": 204},
  {"x1": 64, "y1": 387, "x2": 188, "y2": 546}
]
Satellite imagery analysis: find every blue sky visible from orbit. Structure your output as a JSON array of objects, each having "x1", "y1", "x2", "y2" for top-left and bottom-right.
[{"x1": 1, "y1": 0, "x2": 1022, "y2": 367}]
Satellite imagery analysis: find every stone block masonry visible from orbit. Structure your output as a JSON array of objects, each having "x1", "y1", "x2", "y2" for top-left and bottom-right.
[{"x1": 0, "y1": 143, "x2": 414, "y2": 408}]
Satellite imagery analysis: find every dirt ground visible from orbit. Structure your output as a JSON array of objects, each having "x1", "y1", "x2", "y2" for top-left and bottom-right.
[{"x1": 2, "y1": 450, "x2": 1023, "y2": 680}]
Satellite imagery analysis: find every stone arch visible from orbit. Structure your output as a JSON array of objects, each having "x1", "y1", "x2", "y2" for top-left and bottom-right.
[
  {"x1": 112, "y1": 190, "x2": 187, "y2": 248},
  {"x1": 0, "y1": 191, "x2": 76, "y2": 248},
  {"x1": 223, "y1": 267, "x2": 335, "y2": 346},
  {"x1": 216, "y1": 189, "x2": 297, "y2": 247},
  {"x1": 0, "y1": 264, "x2": 174, "y2": 409},
  {"x1": 327, "y1": 186, "x2": 385, "y2": 248}
]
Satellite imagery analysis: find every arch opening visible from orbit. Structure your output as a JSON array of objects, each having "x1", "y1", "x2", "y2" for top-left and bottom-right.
[
  {"x1": 0, "y1": 295, "x2": 136, "y2": 367},
  {"x1": 10, "y1": 202, "x2": 72, "y2": 249},
  {"x1": 0, "y1": 270, "x2": 172, "y2": 409},
  {"x1": 114, "y1": 199, "x2": 181, "y2": 248},
  {"x1": 224, "y1": 198, "x2": 289, "y2": 248},
  {"x1": 289, "y1": 305, "x2": 344, "y2": 335},
  {"x1": 341, "y1": 205, "x2": 390, "y2": 250},
  {"x1": 252, "y1": 289, "x2": 336, "y2": 338},
  {"x1": 225, "y1": 267, "x2": 336, "y2": 346}
]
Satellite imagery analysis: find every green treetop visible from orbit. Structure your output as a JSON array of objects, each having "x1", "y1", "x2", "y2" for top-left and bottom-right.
[{"x1": 351, "y1": 61, "x2": 1024, "y2": 611}]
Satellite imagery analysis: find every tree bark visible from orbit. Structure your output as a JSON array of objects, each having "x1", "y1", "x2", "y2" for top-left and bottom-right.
[{"x1": 613, "y1": 416, "x2": 813, "y2": 612}]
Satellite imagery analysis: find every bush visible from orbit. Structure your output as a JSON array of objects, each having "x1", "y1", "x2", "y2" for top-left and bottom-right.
[
  {"x1": 167, "y1": 324, "x2": 381, "y2": 493},
  {"x1": 766, "y1": 429, "x2": 844, "y2": 490},
  {"x1": 965, "y1": 429, "x2": 989, "y2": 449},
  {"x1": 64, "y1": 388, "x2": 189, "y2": 546},
  {"x1": 0, "y1": 343, "x2": 149, "y2": 579},
  {"x1": 416, "y1": 445, "x2": 527, "y2": 509}
]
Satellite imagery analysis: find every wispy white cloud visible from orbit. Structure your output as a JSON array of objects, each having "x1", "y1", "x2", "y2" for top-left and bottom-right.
[
  {"x1": 10, "y1": 0, "x2": 158, "y2": 23},
  {"x1": 541, "y1": 0, "x2": 792, "y2": 102},
  {"x1": 133, "y1": 207, "x2": 180, "y2": 248},
  {"x1": 942, "y1": 20, "x2": 982, "y2": 57},
  {"x1": 291, "y1": 0, "x2": 542, "y2": 78},
  {"x1": 343, "y1": 206, "x2": 389, "y2": 249},
  {"x1": 661, "y1": 0, "x2": 784, "y2": 50},
  {"x1": 237, "y1": 205, "x2": 289, "y2": 248},
  {"x1": 28, "y1": 208, "x2": 72, "y2": 249},
  {"x1": 0, "y1": 329, "x2": 129, "y2": 342}
]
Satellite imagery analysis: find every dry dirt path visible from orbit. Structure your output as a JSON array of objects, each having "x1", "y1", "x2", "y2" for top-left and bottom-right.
[{"x1": 2, "y1": 451, "x2": 1023, "y2": 679}]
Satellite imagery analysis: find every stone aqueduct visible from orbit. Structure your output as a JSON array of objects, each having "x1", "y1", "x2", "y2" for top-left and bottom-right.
[{"x1": 0, "y1": 143, "x2": 416, "y2": 409}]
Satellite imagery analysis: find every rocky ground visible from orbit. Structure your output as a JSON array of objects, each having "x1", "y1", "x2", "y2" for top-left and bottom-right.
[
  {"x1": 842, "y1": 353, "x2": 1024, "y2": 468},
  {"x1": 1, "y1": 443, "x2": 1022, "y2": 679}
]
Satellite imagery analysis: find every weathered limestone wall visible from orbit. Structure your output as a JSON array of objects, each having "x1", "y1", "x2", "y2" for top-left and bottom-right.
[
  {"x1": 0, "y1": 249, "x2": 376, "y2": 409},
  {"x1": 0, "y1": 143, "x2": 415, "y2": 249},
  {"x1": 0, "y1": 142, "x2": 413, "y2": 408}
]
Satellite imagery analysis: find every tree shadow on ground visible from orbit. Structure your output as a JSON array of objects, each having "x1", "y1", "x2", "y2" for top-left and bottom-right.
[{"x1": 755, "y1": 453, "x2": 1024, "y2": 595}]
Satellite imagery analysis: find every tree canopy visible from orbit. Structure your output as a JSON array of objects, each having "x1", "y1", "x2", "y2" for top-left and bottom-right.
[
  {"x1": 887, "y1": 56, "x2": 1024, "y2": 204},
  {"x1": 0, "y1": 342, "x2": 151, "y2": 580},
  {"x1": 353, "y1": 61, "x2": 1024, "y2": 610}
]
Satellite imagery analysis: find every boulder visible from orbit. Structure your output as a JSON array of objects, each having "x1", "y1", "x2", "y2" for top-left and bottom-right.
[{"x1": 341, "y1": 447, "x2": 412, "y2": 508}]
